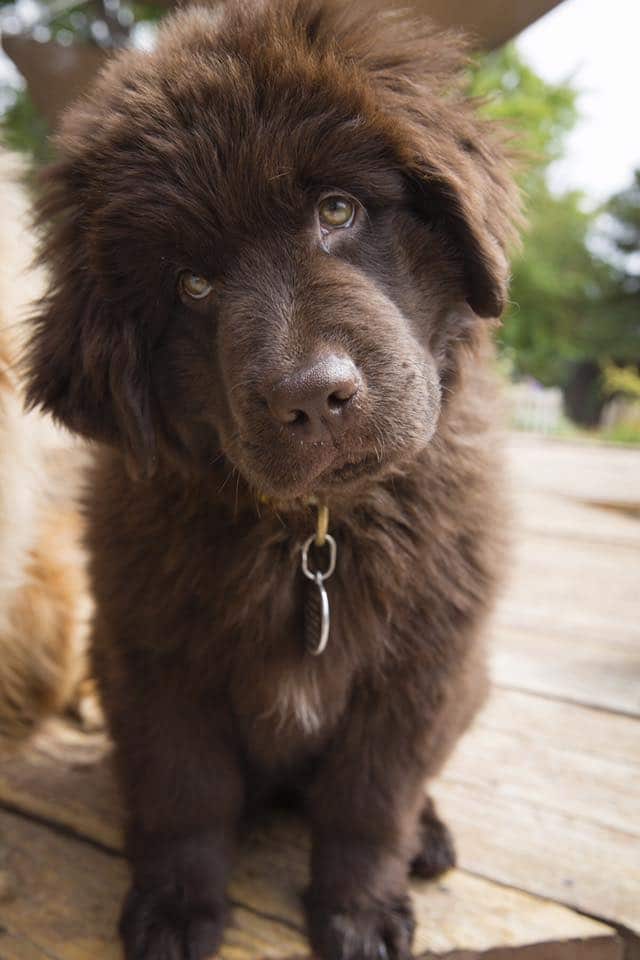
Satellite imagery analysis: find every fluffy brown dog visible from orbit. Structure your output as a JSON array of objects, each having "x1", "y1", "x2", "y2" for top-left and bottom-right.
[{"x1": 25, "y1": 2, "x2": 519, "y2": 957}]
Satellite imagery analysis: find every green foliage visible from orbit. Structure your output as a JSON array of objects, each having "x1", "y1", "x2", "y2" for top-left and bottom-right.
[
  {"x1": 601, "y1": 421, "x2": 640, "y2": 444},
  {"x1": 603, "y1": 363, "x2": 640, "y2": 399},
  {"x1": 131, "y1": 3, "x2": 166, "y2": 22},
  {"x1": 1, "y1": 87, "x2": 52, "y2": 166},
  {"x1": 41, "y1": 1, "x2": 165, "y2": 39},
  {"x1": 601, "y1": 171, "x2": 640, "y2": 361},
  {"x1": 0, "y1": 0, "x2": 164, "y2": 163},
  {"x1": 42, "y1": 3, "x2": 93, "y2": 42},
  {"x1": 469, "y1": 44, "x2": 578, "y2": 179},
  {"x1": 607, "y1": 168, "x2": 640, "y2": 260},
  {"x1": 471, "y1": 46, "x2": 639, "y2": 397},
  {"x1": 504, "y1": 186, "x2": 615, "y2": 384}
]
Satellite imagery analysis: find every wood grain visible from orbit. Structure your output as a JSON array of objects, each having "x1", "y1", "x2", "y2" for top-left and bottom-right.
[
  {"x1": 491, "y1": 622, "x2": 640, "y2": 717},
  {"x1": 0, "y1": 809, "x2": 620, "y2": 960},
  {"x1": 476, "y1": 688, "x2": 640, "y2": 768},
  {"x1": 444, "y1": 703, "x2": 640, "y2": 836},
  {"x1": 432, "y1": 782, "x2": 640, "y2": 932}
]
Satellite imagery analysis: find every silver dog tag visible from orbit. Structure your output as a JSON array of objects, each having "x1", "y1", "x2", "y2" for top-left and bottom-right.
[{"x1": 301, "y1": 534, "x2": 336, "y2": 656}]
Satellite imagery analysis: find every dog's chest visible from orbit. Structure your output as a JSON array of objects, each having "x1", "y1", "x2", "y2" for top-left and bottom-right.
[
  {"x1": 271, "y1": 670, "x2": 326, "y2": 735},
  {"x1": 228, "y1": 637, "x2": 353, "y2": 765},
  {"x1": 218, "y1": 514, "x2": 391, "y2": 761}
]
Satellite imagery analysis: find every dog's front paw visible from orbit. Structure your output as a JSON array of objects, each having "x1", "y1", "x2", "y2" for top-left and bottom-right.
[
  {"x1": 306, "y1": 893, "x2": 415, "y2": 960},
  {"x1": 120, "y1": 884, "x2": 225, "y2": 960}
]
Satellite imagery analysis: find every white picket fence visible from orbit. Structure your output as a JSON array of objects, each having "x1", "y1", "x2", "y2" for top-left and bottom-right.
[{"x1": 507, "y1": 382, "x2": 564, "y2": 435}]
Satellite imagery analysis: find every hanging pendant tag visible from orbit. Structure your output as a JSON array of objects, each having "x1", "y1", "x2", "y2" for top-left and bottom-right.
[
  {"x1": 304, "y1": 575, "x2": 330, "y2": 655},
  {"x1": 301, "y1": 533, "x2": 336, "y2": 656}
]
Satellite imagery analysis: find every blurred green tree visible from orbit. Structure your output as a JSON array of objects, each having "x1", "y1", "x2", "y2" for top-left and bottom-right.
[
  {"x1": 469, "y1": 43, "x2": 577, "y2": 177},
  {"x1": 1, "y1": 86, "x2": 52, "y2": 164},
  {"x1": 470, "y1": 46, "x2": 638, "y2": 423},
  {"x1": 1, "y1": 1, "x2": 165, "y2": 152},
  {"x1": 603, "y1": 168, "x2": 640, "y2": 326}
]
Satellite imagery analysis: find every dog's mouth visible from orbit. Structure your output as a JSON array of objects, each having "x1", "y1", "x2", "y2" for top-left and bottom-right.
[
  {"x1": 222, "y1": 434, "x2": 392, "y2": 503},
  {"x1": 317, "y1": 451, "x2": 383, "y2": 485}
]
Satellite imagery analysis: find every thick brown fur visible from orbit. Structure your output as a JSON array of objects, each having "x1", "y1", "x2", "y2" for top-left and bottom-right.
[
  {"x1": 0, "y1": 150, "x2": 93, "y2": 753},
  {"x1": 25, "y1": 3, "x2": 520, "y2": 957}
]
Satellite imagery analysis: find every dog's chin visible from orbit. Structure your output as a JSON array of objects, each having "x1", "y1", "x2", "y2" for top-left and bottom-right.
[
  {"x1": 225, "y1": 438, "x2": 429, "y2": 505},
  {"x1": 251, "y1": 458, "x2": 389, "y2": 503}
]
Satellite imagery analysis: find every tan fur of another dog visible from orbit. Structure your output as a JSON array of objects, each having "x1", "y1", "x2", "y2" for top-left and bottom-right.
[{"x1": 0, "y1": 150, "x2": 92, "y2": 753}]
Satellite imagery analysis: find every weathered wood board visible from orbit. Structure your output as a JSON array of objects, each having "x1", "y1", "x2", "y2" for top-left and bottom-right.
[
  {"x1": 0, "y1": 806, "x2": 621, "y2": 960},
  {"x1": 476, "y1": 688, "x2": 640, "y2": 767},
  {"x1": 506, "y1": 435, "x2": 640, "y2": 511},
  {"x1": 433, "y1": 781, "x2": 640, "y2": 933},
  {"x1": 0, "y1": 700, "x2": 635, "y2": 949},
  {"x1": 511, "y1": 488, "x2": 640, "y2": 547},
  {"x1": 496, "y1": 534, "x2": 639, "y2": 651},
  {"x1": 495, "y1": 440, "x2": 640, "y2": 719},
  {"x1": 491, "y1": 623, "x2": 640, "y2": 716},
  {"x1": 443, "y1": 698, "x2": 640, "y2": 837}
]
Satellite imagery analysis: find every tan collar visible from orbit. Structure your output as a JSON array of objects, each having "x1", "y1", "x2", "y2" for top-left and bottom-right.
[{"x1": 258, "y1": 494, "x2": 330, "y2": 547}]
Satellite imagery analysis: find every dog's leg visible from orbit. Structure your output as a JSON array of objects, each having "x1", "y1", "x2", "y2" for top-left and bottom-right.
[
  {"x1": 101, "y1": 660, "x2": 243, "y2": 960},
  {"x1": 118, "y1": 731, "x2": 242, "y2": 959},
  {"x1": 304, "y1": 679, "x2": 438, "y2": 960},
  {"x1": 410, "y1": 795, "x2": 456, "y2": 879}
]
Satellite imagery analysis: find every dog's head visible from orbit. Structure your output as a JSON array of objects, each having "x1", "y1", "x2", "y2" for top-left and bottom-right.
[{"x1": 26, "y1": 0, "x2": 519, "y2": 499}]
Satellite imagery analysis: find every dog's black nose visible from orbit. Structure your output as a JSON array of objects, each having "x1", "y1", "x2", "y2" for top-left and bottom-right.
[{"x1": 265, "y1": 354, "x2": 361, "y2": 441}]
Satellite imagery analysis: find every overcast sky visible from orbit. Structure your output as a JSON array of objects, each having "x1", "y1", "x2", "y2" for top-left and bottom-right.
[
  {"x1": 517, "y1": 0, "x2": 639, "y2": 202},
  {"x1": 1, "y1": 0, "x2": 638, "y2": 203}
]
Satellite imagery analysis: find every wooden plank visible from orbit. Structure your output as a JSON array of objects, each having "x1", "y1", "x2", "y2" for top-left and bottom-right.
[
  {"x1": 496, "y1": 437, "x2": 640, "y2": 717},
  {"x1": 5, "y1": 695, "x2": 636, "y2": 853},
  {"x1": 432, "y1": 782, "x2": 640, "y2": 934},
  {"x1": 411, "y1": 870, "x2": 620, "y2": 958},
  {"x1": 436, "y1": 944, "x2": 624, "y2": 960},
  {"x1": 0, "y1": 808, "x2": 620, "y2": 960},
  {"x1": 511, "y1": 489, "x2": 640, "y2": 548},
  {"x1": 506, "y1": 436, "x2": 640, "y2": 510},
  {"x1": 432, "y1": 687, "x2": 640, "y2": 934},
  {"x1": 496, "y1": 535, "x2": 640, "y2": 650},
  {"x1": 0, "y1": 933, "x2": 54, "y2": 960},
  {"x1": 0, "y1": 809, "x2": 307, "y2": 960},
  {"x1": 494, "y1": 601, "x2": 639, "y2": 651},
  {"x1": 491, "y1": 623, "x2": 640, "y2": 716},
  {"x1": 445, "y1": 699, "x2": 640, "y2": 837},
  {"x1": 432, "y1": 688, "x2": 640, "y2": 932},
  {"x1": 0, "y1": 722, "x2": 120, "y2": 851},
  {"x1": 477, "y1": 688, "x2": 640, "y2": 768}
]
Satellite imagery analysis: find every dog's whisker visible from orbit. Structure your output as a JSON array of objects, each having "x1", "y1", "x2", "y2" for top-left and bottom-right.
[
  {"x1": 234, "y1": 468, "x2": 241, "y2": 517},
  {"x1": 216, "y1": 468, "x2": 235, "y2": 495}
]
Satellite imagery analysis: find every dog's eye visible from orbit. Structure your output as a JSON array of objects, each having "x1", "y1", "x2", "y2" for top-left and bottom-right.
[
  {"x1": 318, "y1": 195, "x2": 356, "y2": 229},
  {"x1": 179, "y1": 272, "x2": 213, "y2": 301}
]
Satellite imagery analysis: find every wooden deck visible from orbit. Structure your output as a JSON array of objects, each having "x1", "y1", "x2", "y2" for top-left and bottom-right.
[{"x1": 0, "y1": 434, "x2": 638, "y2": 959}]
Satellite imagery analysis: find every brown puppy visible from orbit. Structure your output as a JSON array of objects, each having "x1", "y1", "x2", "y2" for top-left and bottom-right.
[{"x1": 25, "y1": 2, "x2": 520, "y2": 957}]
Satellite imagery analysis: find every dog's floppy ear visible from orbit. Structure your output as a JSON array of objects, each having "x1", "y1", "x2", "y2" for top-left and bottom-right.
[
  {"x1": 394, "y1": 132, "x2": 517, "y2": 318},
  {"x1": 314, "y1": 1, "x2": 521, "y2": 318},
  {"x1": 24, "y1": 159, "x2": 157, "y2": 479}
]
